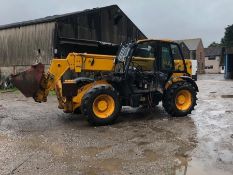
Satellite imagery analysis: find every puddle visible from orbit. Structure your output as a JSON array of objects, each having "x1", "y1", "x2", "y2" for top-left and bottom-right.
[
  {"x1": 81, "y1": 146, "x2": 110, "y2": 157},
  {"x1": 174, "y1": 156, "x2": 233, "y2": 175},
  {"x1": 209, "y1": 110, "x2": 225, "y2": 115},
  {"x1": 221, "y1": 95, "x2": 233, "y2": 98},
  {"x1": 0, "y1": 104, "x2": 5, "y2": 110},
  {"x1": 175, "y1": 155, "x2": 188, "y2": 175},
  {"x1": 0, "y1": 134, "x2": 8, "y2": 141},
  {"x1": 16, "y1": 99, "x2": 27, "y2": 102},
  {"x1": 217, "y1": 150, "x2": 233, "y2": 163},
  {"x1": 82, "y1": 158, "x2": 123, "y2": 174},
  {"x1": 202, "y1": 99, "x2": 217, "y2": 102},
  {"x1": 17, "y1": 137, "x2": 71, "y2": 157},
  {"x1": 143, "y1": 149, "x2": 158, "y2": 161},
  {"x1": 137, "y1": 141, "x2": 150, "y2": 146}
]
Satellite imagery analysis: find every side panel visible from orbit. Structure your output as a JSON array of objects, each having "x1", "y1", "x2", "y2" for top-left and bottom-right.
[
  {"x1": 74, "y1": 54, "x2": 115, "y2": 72},
  {"x1": 174, "y1": 59, "x2": 192, "y2": 76}
]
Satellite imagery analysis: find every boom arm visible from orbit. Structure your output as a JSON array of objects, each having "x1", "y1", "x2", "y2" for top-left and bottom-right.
[{"x1": 33, "y1": 53, "x2": 115, "y2": 102}]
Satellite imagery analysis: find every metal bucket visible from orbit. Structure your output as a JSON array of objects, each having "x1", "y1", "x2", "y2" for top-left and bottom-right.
[{"x1": 11, "y1": 63, "x2": 45, "y2": 97}]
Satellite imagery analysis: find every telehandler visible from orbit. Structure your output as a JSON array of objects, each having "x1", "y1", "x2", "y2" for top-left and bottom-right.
[{"x1": 12, "y1": 39, "x2": 198, "y2": 125}]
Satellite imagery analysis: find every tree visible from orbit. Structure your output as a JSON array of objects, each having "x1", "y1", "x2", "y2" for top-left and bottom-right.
[
  {"x1": 208, "y1": 42, "x2": 221, "y2": 48},
  {"x1": 221, "y1": 24, "x2": 233, "y2": 47}
]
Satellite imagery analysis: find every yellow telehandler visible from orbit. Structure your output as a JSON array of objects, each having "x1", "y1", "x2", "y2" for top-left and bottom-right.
[{"x1": 12, "y1": 39, "x2": 198, "y2": 125}]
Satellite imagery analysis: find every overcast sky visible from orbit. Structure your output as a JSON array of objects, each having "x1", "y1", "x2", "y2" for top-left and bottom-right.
[{"x1": 1, "y1": 0, "x2": 233, "y2": 47}]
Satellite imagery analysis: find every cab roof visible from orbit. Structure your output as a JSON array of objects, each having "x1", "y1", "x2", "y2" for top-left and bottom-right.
[{"x1": 137, "y1": 39, "x2": 174, "y2": 44}]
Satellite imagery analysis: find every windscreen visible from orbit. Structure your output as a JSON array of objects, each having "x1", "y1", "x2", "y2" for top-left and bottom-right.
[
  {"x1": 116, "y1": 44, "x2": 132, "y2": 62},
  {"x1": 115, "y1": 43, "x2": 135, "y2": 73}
]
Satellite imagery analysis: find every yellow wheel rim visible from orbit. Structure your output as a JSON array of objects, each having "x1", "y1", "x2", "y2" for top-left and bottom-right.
[
  {"x1": 93, "y1": 94, "x2": 115, "y2": 119},
  {"x1": 175, "y1": 90, "x2": 192, "y2": 111}
]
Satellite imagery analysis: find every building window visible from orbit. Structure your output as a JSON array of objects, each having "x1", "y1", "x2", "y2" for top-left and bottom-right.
[
  {"x1": 208, "y1": 57, "x2": 216, "y2": 60},
  {"x1": 205, "y1": 65, "x2": 213, "y2": 69}
]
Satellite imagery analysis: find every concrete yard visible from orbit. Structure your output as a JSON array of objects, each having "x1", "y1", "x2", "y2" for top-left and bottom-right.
[{"x1": 0, "y1": 74, "x2": 232, "y2": 175}]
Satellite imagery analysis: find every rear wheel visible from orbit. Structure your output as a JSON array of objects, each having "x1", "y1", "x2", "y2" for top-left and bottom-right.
[
  {"x1": 81, "y1": 85, "x2": 120, "y2": 125},
  {"x1": 162, "y1": 81, "x2": 197, "y2": 117}
]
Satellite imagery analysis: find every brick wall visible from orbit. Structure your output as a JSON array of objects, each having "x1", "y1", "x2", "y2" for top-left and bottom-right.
[{"x1": 196, "y1": 42, "x2": 205, "y2": 74}]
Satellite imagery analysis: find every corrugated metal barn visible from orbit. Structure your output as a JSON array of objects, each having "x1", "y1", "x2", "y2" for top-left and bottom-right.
[{"x1": 0, "y1": 5, "x2": 146, "y2": 71}]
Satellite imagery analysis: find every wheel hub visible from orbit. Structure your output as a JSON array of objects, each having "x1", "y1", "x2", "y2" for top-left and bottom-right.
[
  {"x1": 93, "y1": 94, "x2": 115, "y2": 119},
  {"x1": 175, "y1": 90, "x2": 192, "y2": 111},
  {"x1": 97, "y1": 100, "x2": 108, "y2": 111},
  {"x1": 177, "y1": 95, "x2": 186, "y2": 105}
]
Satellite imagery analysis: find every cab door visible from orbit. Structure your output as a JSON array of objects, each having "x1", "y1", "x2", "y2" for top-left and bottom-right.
[{"x1": 155, "y1": 42, "x2": 175, "y2": 90}]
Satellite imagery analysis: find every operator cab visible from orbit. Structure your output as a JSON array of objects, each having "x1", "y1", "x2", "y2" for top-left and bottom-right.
[
  {"x1": 116, "y1": 40, "x2": 186, "y2": 74},
  {"x1": 113, "y1": 39, "x2": 188, "y2": 107},
  {"x1": 115, "y1": 39, "x2": 187, "y2": 88},
  {"x1": 133, "y1": 40, "x2": 186, "y2": 72}
]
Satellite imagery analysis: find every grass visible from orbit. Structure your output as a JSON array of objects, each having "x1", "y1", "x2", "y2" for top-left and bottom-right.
[
  {"x1": 49, "y1": 90, "x2": 57, "y2": 96},
  {"x1": 0, "y1": 87, "x2": 18, "y2": 93},
  {"x1": 0, "y1": 87, "x2": 57, "y2": 97}
]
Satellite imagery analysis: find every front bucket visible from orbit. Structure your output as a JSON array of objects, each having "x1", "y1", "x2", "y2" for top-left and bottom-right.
[{"x1": 11, "y1": 63, "x2": 45, "y2": 97}]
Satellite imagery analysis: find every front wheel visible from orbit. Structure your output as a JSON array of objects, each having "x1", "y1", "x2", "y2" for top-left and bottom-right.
[
  {"x1": 162, "y1": 81, "x2": 197, "y2": 117},
  {"x1": 81, "y1": 85, "x2": 121, "y2": 126}
]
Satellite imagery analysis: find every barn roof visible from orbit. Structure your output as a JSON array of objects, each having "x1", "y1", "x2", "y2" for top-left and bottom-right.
[
  {"x1": 0, "y1": 4, "x2": 145, "y2": 39},
  {"x1": 1, "y1": 5, "x2": 117, "y2": 30},
  {"x1": 0, "y1": 5, "x2": 115, "y2": 30}
]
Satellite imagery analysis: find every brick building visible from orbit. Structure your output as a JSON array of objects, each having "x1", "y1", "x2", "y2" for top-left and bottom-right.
[
  {"x1": 177, "y1": 38, "x2": 205, "y2": 74},
  {"x1": 204, "y1": 47, "x2": 224, "y2": 74}
]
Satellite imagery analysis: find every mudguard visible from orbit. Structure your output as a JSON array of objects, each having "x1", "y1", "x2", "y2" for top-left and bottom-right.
[
  {"x1": 180, "y1": 76, "x2": 199, "y2": 92},
  {"x1": 74, "y1": 77, "x2": 94, "y2": 89}
]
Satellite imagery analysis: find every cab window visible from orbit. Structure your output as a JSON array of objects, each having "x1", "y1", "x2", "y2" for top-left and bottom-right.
[
  {"x1": 161, "y1": 44, "x2": 174, "y2": 71},
  {"x1": 133, "y1": 44, "x2": 155, "y2": 58},
  {"x1": 171, "y1": 44, "x2": 182, "y2": 60},
  {"x1": 171, "y1": 44, "x2": 185, "y2": 71},
  {"x1": 132, "y1": 43, "x2": 156, "y2": 71}
]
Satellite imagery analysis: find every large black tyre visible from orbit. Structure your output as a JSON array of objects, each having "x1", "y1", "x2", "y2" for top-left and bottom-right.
[
  {"x1": 81, "y1": 85, "x2": 121, "y2": 126},
  {"x1": 74, "y1": 107, "x2": 81, "y2": 114},
  {"x1": 162, "y1": 81, "x2": 197, "y2": 117}
]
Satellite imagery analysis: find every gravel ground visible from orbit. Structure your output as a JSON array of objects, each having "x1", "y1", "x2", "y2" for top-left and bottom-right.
[{"x1": 0, "y1": 74, "x2": 232, "y2": 175}]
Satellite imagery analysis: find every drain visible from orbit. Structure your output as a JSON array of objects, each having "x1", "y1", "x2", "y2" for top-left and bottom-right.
[{"x1": 221, "y1": 95, "x2": 233, "y2": 98}]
